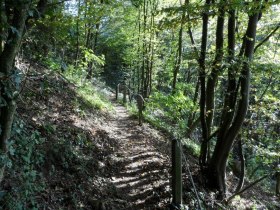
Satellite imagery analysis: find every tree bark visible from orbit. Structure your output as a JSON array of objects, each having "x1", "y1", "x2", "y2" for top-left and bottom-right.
[
  {"x1": 74, "y1": 0, "x2": 81, "y2": 66},
  {"x1": 172, "y1": 0, "x2": 187, "y2": 91},
  {"x1": 0, "y1": 0, "x2": 5, "y2": 53},
  {"x1": 276, "y1": 171, "x2": 280, "y2": 196},
  {"x1": 198, "y1": 0, "x2": 211, "y2": 168},
  {"x1": 0, "y1": 1, "x2": 32, "y2": 184},
  {"x1": 208, "y1": 6, "x2": 261, "y2": 197},
  {"x1": 205, "y1": 1, "x2": 225, "y2": 137},
  {"x1": 234, "y1": 138, "x2": 245, "y2": 193},
  {"x1": 140, "y1": 0, "x2": 147, "y2": 96}
]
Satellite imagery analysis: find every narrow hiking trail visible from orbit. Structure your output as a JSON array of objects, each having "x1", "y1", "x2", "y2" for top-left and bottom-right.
[
  {"x1": 101, "y1": 95, "x2": 172, "y2": 209},
  {"x1": 14, "y1": 65, "x2": 280, "y2": 210},
  {"x1": 16, "y1": 64, "x2": 173, "y2": 209}
]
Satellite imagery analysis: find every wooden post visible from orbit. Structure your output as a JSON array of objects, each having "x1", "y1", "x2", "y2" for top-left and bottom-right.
[
  {"x1": 171, "y1": 138, "x2": 182, "y2": 208},
  {"x1": 123, "y1": 86, "x2": 127, "y2": 103},
  {"x1": 276, "y1": 162, "x2": 280, "y2": 196},
  {"x1": 116, "y1": 84, "x2": 119, "y2": 100}
]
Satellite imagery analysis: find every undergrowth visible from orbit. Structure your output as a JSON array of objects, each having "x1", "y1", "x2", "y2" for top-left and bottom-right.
[
  {"x1": 0, "y1": 58, "x2": 114, "y2": 209},
  {"x1": 126, "y1": 91, "x2": 201, "y2": 158},
  {"x1": 43, "y1": 55, "x2": 113, "y2": 113},
  {"x1": 64, "y1": 66, "x2": 113, "y2": 112},
  {"x1": 0, "y1": 119, "x2": 46, "y2": 209}
]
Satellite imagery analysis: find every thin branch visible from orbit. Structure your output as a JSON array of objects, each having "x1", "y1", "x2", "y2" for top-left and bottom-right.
[
  {"x1": 254, "y1": 23, "x2": 280, "y2": 53},
  {"x1": 206, "y1": 128, "x2": 219, "y2": 143},
  {"x1": 258, "y1": 74, "x2": 273, "y2": 101},
  {"x1": 226, "y1": 173, "x2": 272, "y2": 203}
]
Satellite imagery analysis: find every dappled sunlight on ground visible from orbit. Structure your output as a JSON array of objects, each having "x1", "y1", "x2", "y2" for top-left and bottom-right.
[{"x1": 100, "y1": 100, "x2": 171, "y2": 209}]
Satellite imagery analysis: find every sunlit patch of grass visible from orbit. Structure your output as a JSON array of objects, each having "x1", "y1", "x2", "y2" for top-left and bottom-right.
[
  {"x1": 77, "y1": 83, "x2": 112, "y2": 111},
  {"x1": 181, "y1": 138, "x2": 200, "y2": 158},
  {"x1": 64, "y1": 73, "x2": 113, "y2": 112},
  {"x1": 126, "y1": 102, "x2": 138, "y2": 116}
]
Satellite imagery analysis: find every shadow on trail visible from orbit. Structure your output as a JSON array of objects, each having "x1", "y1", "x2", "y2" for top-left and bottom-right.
[
  {"x1": 15, "y1": 66, "x2": 121, "y2": 209},
  {"x1": 106, "y1": 100, "x2": 171, "y2": 209}
]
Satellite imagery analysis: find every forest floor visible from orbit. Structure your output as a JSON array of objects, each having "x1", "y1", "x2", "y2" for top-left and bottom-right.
[
  {"x1": 2, "y1": 60, "x2": 173, "y2": 209},
  {"x1": 1, "y1": 60, "x2": 279, "y2": 209},
  {"x1": 99, "y1": 96, "x2": 172, "y2": 209}
]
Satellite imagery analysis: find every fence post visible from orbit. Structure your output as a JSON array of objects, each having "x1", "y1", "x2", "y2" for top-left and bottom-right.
[
  {"x1": 116, "y1": 84, "x2": 119, "y2": 100},
  {"x1": 171, "y1": 138, "x2": 182, "y2": 208},
  {"x1": 123, "y1": 86, "x2": 127, "y2": 103}
]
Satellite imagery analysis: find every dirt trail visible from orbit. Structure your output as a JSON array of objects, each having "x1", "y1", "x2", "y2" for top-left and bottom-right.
[{"x1": 102, "y1": 95, "x2": 171, "y2": 209}]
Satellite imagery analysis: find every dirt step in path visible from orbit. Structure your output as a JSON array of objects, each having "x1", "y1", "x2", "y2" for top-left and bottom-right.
[{"x1": 102, "y1": 98, "x2": 171, "y2": 209}]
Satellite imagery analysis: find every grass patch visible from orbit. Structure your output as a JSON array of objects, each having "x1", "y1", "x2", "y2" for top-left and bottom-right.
[
  {"x1": 125, "y1": 99, "x2": 201, "y2": 158},
  {"x1": 76, "y1": 82, "x2": 113, "y2": 111},
  {"x1": 181, "y1": 138, "x2": 200, "y2": 158},
  {"x1": 64, "y1": 71, "x2": 113, "y2": 113}
]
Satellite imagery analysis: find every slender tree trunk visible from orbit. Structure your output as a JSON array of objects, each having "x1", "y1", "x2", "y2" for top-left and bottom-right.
[
  {"x1": 137, "y1": 7, "x2": 141, "y2": 93},
  {"x1": 276, "y1": 172, "x2": 280, "y2": 196},
  {"x1": 75, "y1": 0, "x2": 81, "y2": 66},
  {"x1": 186, "y1": 79, "x2": 199, "y2": 136},
  {"x1": 141, "y1": 0, "x2": 147, "y2": 96},
  {"x1": 172, "y1": 0, "x2": 187, "y2": 91},
  {"x1": 205, "y1": 1, "x2": 225, "y2": 137},
  {"x1": 0, "y1": 1, "x2": 32, "y2": 184},
  {"x1": 144, "y1": 0, "x2": 151, "y2": 97},
  {"x1": 0, "y1": 2, "x2": 31, "y2": 150},
  {"x1": 208, "y1": 7, "x2": 261, "y2": 197},
  {"x1": 219, "y1": 9, "x2": 237, "y2": 139},
  {"x1": 234, "y1": 138, "x2": 245, "y2": 193},
  {"x1": 0, "y1": 0, "x2": 5, "y2": 53},
  {"x1": 87, "y1": 22, "x2": 100, "y2": 79},
  {"x1": 146, "y1": 0, "x2": 157, "y2": 97},
  {"x1": 198, "y1": 0, "x2": 211, "y2": 168}
]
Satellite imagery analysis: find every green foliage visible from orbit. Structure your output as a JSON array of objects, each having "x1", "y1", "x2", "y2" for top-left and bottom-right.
[
  {"x1": 76, "y1": 48, "x2": 105, "y2": 78},
  {"x1": 145, "y1": 90, "x2": 197, "y2": 135},
  {"x1": 40, "y1": 54, "x2": 112, "y2": 113},
  {"x1": 126, "y1": 87, "x2": 200, "y2": 157},
  {"x1": 0, "y1": 120, "x2": 45, "y2": 209},
  {"x1": 181, "y1": 139, "x2": 200, "y2": 157},
  {"x1": 66, "y1": 72, "x2": 113, "y2": 112},
  {"x1": 6, "y1": 0, "x2": 279, "y2": 207}
]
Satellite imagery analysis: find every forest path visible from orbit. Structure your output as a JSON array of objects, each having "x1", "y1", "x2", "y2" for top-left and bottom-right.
[{"x1": 101, "y1": 94, "x2": 171, "y2": 209}]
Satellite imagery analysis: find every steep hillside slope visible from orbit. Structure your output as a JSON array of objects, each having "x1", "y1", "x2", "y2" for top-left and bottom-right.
[{"x1": 0, "y1": 60, "x2": 279, "y2": 209}]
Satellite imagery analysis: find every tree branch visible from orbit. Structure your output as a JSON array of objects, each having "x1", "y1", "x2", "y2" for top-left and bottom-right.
[
  {"x1": 226, "y1": 173, "x2": 271, "y2": 203},
  {"x1": 254, "y1": 23, "x2": 280, "y2": 53}
]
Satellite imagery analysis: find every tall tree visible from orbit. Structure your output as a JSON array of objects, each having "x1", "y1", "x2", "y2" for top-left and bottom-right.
[
  {"x1": 172, "y1": 0, "x2": 187, "y2": 91},
  {"x1": 197, "y1": 0, "x2": 263, "y2": 197},
  {"x1": 0, "y1": 0, "x2": 49, "y2": 183}
]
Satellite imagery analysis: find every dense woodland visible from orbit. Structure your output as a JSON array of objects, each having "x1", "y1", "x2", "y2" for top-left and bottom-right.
[{"x1": 0, "y1": 0, "x2": 279, "y2": 209}]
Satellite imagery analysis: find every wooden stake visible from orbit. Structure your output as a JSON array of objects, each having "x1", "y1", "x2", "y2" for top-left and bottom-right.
[{"x1": 172, "y1": 138, "x2": 182, "y2": 207}]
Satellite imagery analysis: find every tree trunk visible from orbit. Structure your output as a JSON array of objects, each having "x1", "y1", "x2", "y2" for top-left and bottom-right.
[
  {"x1": 198, "y1": 0, "x2": 211, "y2": 168},
  {"x1": 172, "y1": 0, "x2": 187, "y2": 91},
  {"x1": 0, "y1": 0, "x2": 5, "y2": 53},
  {"x1": 140, "y1": 0, "x2": 147, "y2": 96},
  {"x1": 208, "y1": 8, "x2": 260, "y2": 197},
  {"x1": 205, "y1": 1, "x2": 225, "y2": 137},
  {"x1": 137, "y1": 7, "x2": 141, "y2": 93},
  {"x1": 86, "y1": 22, "x2": 100, "y2": 79},
  {"x1": 219, "y1": 9, "x2": 237, "y2": 139},
  {"x1": 75, "y1": 0, "x2": 81, "y2": 66},
  {"x1": 234, "y1": 138, "x2": 245, "y2": 193},
  {"x1": 276, "y1": 172, "x2": 280, "y2": 196},
  {"x1": 0, "y1": 1, "x2": 31, "y2": 183}
]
